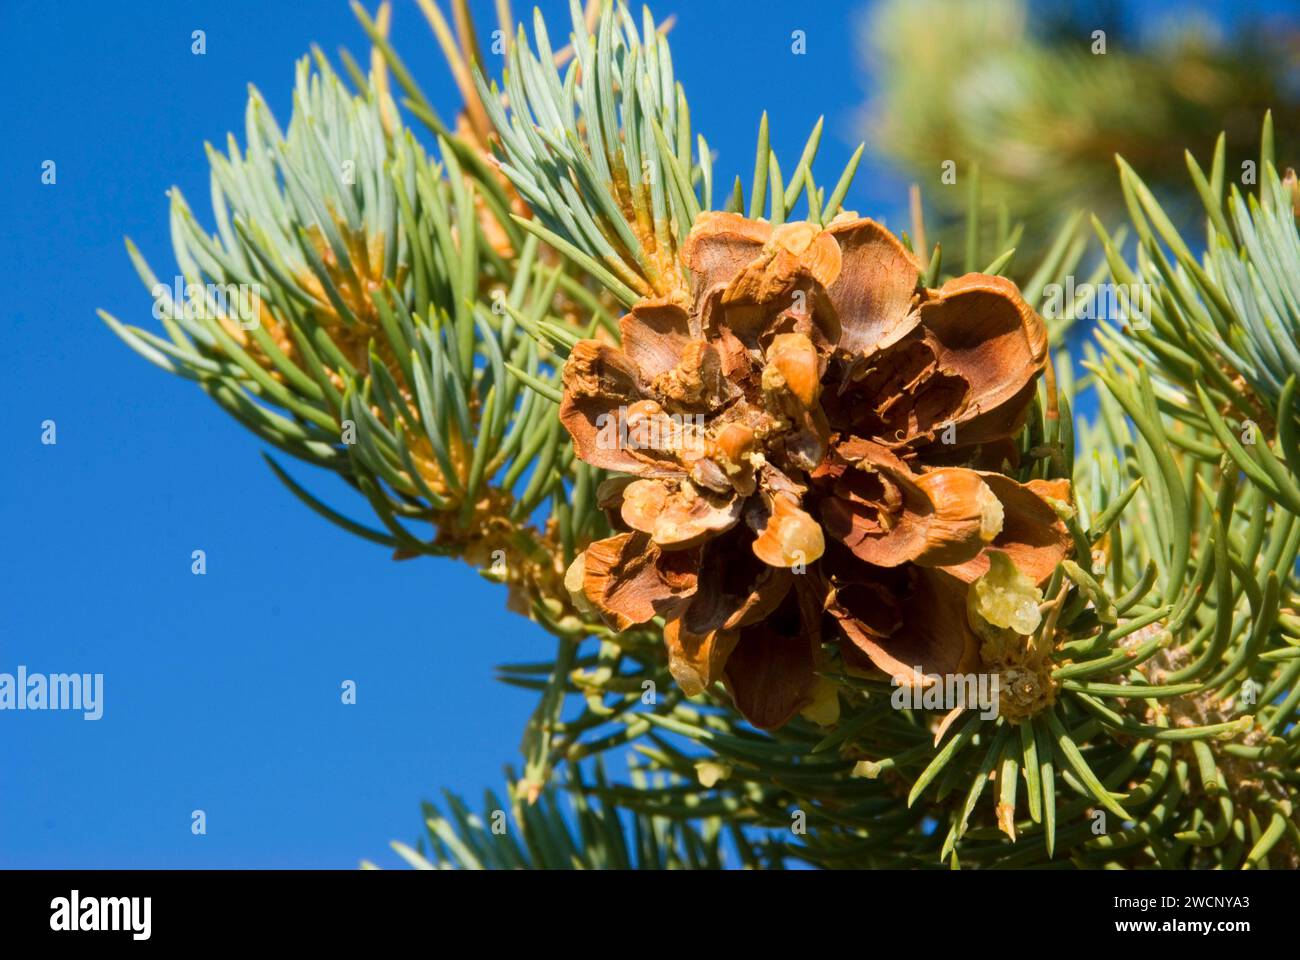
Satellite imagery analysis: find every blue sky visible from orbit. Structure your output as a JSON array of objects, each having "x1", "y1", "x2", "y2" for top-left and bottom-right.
[{"x1": 0, "y1": 0, "x2": 1288, "y2": 868}]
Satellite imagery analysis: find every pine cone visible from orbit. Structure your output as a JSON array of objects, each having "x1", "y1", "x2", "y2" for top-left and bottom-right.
[{"x1": 562, "y1": 211, "x2": 1070, "y2": 728}]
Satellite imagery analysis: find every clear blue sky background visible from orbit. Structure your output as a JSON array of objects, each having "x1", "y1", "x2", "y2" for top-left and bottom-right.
[{"x1": 0, "y1": 0, "x2": 1287, "y2": 868}]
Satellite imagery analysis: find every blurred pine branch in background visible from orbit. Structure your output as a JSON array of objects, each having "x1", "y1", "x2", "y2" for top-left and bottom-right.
[{"x1": 863, "y1": 0, "x2": 1300, "y2": 262}]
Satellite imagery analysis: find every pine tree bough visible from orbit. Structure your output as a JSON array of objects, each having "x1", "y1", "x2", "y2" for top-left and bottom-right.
[{"x1": 104, "y1": 0, "x2": 1300, "y2": 869}]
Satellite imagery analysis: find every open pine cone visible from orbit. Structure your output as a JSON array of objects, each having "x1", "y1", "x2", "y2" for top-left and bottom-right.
[{"x1": 561, "y1": 211, "x2": 1070, "y2": 728}]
